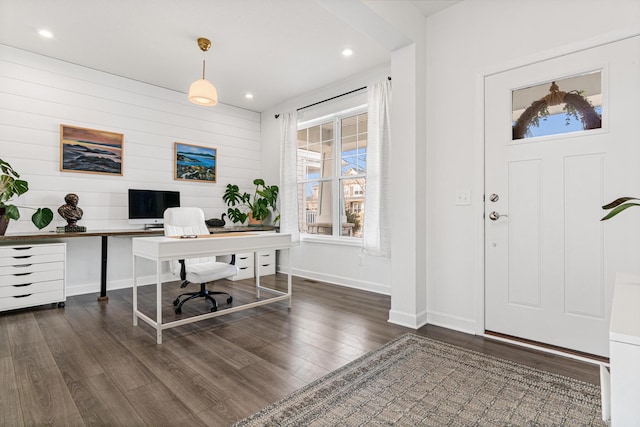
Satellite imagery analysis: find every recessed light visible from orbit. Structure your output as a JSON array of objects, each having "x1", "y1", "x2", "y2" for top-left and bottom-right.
[
  {"x1": 342, "y1": 48, "x2": 354, "y2": 57},
  {"x1": 38, "y1": 29, "x2": 54, "y2": 39},
  {"x1": 245, "y1": 93, "x2": 254, "y2": 99}
]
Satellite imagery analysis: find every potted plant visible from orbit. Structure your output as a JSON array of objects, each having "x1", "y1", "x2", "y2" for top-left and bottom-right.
[
  {"x1": 0, "y1": 158, "x2": 54, "y2": 235},
  {"x1": 601, "y1": 197, "x2": 640, "y2": 220},
  {"x1": 222, "y1": 178, "x2": 279, "y2": 226}
]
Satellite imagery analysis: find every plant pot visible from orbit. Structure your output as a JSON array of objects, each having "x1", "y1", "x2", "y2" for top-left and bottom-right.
[
  {"x1": 0, "y1": 207, "x2": 8, "y2": 236},
  {"x1": 248, "y1": 212, "x2": 263, "y2": 227}
]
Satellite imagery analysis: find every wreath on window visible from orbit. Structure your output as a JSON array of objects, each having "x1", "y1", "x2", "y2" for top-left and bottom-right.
[{"x1": 512, "y1": 81, "x2": 601, "y2": 139}]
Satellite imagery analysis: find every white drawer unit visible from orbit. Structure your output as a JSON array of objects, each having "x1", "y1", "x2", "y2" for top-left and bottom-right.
[
  {"x1": 226, "y1": 232, "x2": 278, "y2": 281},
  {"x1": 255, "y1": 250, "x2": 276, "y2": 277},
  {"x1": 0, "y1": 243, "x2": 66, "y2": 312},
  {"x1": 230, "y1": 252, "x2": 254, "y2": 281}
]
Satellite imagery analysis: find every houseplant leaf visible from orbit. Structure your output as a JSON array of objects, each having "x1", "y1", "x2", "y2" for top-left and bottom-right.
[
  {"x1": 4, "y1": 204, "x2": 20, "y2": 220},
  {"x1": 601, "y1": 202, "x2": 640, "y2": 221},
  {"x1": 32, "y1": 208, "x2": 54, "y2": 230},
  {"x1": 602, "y1": 197, "x2": 640, "y2": 210}
]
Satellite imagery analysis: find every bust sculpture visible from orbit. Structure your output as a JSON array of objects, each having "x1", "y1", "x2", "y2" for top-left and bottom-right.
[{"x1": 58, "y1": 193, "x2": 86, "y2": 232}]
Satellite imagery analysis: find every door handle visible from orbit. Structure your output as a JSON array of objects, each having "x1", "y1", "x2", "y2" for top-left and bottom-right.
[{"x1": 489, "y1": 211, "x2": 508, "y2": 221}]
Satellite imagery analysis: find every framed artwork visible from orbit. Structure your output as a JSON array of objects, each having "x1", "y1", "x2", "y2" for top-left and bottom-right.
[
  {"x1": 60, "y1": 124, "x2": 123, "y2": 175},
  {"x1": 174, "y1": 142, "x2": 217, "y2": 183}
]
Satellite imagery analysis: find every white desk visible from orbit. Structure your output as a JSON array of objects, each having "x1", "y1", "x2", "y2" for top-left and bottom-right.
[
  {"x1": 132, "y1": 232, "x2": 292, "y2": 344},
  {"x1": 608, "y1": 274, "x2": 640, "y2": 425}
]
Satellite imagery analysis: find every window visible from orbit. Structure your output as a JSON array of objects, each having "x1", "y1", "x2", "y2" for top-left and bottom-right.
[
  {"x1": 297, "y1": 108, "x2": 367, "y2": 238},
  {"x1": 511, "y1": 71, "x2": 602, "y2": 140}
]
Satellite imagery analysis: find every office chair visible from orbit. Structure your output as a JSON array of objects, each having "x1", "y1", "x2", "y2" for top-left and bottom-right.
[{"x1": 163, "y1": 207, "x2": 239, "y2": 314}]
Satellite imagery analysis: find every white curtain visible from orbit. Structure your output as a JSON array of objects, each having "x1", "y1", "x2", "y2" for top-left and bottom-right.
[
  {"x1": 363, "y1": 79, "x2": 391, "y2": 257},
  {"x1": 279, "y1": 111, "x2": 300, "y2": 243}
]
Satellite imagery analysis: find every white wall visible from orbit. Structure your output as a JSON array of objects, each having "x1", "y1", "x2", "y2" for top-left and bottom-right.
[
  {"x1": 424, "y1": 0, "x2": 640, "y2": 333},
  {"x1": 0, "y1": 45, "x2": 261, "y2": 295},
  {"x1": 261, "y1": 66, "x2": 392, "y2": 295}
]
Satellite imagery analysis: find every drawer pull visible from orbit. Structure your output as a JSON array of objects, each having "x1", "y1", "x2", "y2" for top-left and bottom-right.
[
  {"x1": 13, "y1": 294, "x2": 32, "y2": 298},
  {"x1": 13, "y1": 272, "x2": 32, "y2": 277},
  {"x1": 261, "y1": 264, "x2": 270, "y2": 267},
  {"x1": 239, "y1": 267, "x2": 248, "y2": 271},
  {"x1": 13, "y1": 264, "x2": 33, "y2": 268},
  {"x1": 239, "y1": 257, "x2": 248, "y2": 260},
  {"x1": 13, "y1": 283, "x2": 32, "y2": 288},
  {"x1": 13, "y1": 255, "x2": 32, "y2": 259},
  {"x1": 13, "y1": 247, "x2": 32, "y2": 251}
]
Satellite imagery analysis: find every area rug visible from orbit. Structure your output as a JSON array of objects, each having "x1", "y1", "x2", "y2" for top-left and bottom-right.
[{"x1": 235, "y1": 334, "x2": 605, "y2": 426}]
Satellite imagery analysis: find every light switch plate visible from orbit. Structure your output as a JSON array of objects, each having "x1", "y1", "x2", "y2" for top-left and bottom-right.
[{"x1": 456, "y1": 190, "x2": 471, "y2": 206}]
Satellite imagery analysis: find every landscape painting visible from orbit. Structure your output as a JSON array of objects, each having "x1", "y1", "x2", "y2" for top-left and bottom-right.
[
  {"x1": 174, "y1": 142, "x2": 217, "y2": 183},
  {"x1": 60, "y1": 125, "x2": 123, "y2": 175}
]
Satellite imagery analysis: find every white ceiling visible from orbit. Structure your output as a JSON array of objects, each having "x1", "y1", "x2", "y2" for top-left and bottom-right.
[{"x1": 0, "y1": 0, "x2": 460, "y2": 112}]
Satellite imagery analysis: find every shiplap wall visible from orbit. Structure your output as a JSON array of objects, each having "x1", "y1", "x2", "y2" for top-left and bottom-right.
[{"x1": 0, "y1": 44, "x2": 261, "y2": 295}]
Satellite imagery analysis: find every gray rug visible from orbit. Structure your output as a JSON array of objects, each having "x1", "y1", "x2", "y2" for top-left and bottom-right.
[{"x1": 235, "y1": 334, "x2": 605, "y2": 426}]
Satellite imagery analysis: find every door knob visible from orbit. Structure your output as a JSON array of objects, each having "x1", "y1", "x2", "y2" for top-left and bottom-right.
[{"x1": 489, "y1": 211, "x2": 508, "y2": 221}]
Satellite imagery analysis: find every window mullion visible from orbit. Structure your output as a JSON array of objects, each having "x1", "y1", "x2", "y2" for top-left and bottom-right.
[{"x1": 333, "y1": 115, "x2": 342, "y2": 237}]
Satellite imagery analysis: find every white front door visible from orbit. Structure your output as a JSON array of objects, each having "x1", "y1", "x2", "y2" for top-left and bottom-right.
[{"x1": 485, "y1": 36, "x2": 640, "y2": 357}]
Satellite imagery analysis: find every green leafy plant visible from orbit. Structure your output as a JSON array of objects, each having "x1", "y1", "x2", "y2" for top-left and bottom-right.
[
  {"x1": 345, "y1": 208, "x2": 361, "y2": 234},
  {"x1": 222, "y1": 179, "x2": 279, "y2": 225},
  {"x1": 0, "y1": 158, "x2": 53, "y2": 230},
  {"x1": 601, "y1": 197, "x2": 640, "y2": 221}
]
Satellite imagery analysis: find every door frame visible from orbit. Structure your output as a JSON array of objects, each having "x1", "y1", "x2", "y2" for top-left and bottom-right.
[{"x1": 474, "y1": 27, "x2": 640, "y2": 340}]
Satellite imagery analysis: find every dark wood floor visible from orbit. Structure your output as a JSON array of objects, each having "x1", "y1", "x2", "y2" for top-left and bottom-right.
[{"x1": 0, "y1": 274, "x2": 600, "y2": 426}]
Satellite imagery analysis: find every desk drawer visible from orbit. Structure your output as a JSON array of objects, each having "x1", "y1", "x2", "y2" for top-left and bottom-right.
[
  {"x1": 255, "y1": 250, "x2": 276, "y2": 277},
  {"x1": 0, "y1": 244, "x2": 65, "y2": 258},
  {"x1": 0, "y1": 252, "x2": 65, "y2": 267},
  {"x1": 256, "y1": 263, "x2": 276, "y2": 276},
  {"x1": 0, "y1": 289, "x2": 65, "y2": 311},
  {"x1": 0, "y1": 261, "x2": 65, "y2": 277},
  {"x1": 234, "y1": 253, "x2": 253, "y2": 268},
  {"x1": 0, "y1": 269, "x2": 65, "y2": 287},
  {"x1": 0, "y1": 280, "x2": 64, "y2": 298},
  {"x1": 231, "y1": 265, "x2": 254, "y2": 281}
]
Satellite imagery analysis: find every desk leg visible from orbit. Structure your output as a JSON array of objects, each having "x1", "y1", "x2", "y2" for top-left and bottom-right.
[
  {"x1": 256, "y1": 252, "x2": 261, "y2": 298},
  {"x1": 287, "y1": 248, "x2": 292, "y2": 308},
  {"x1": 132, "y1": 254, "x2": 138, "y2": 326},
  {"x1": 98, "y1": 236, "x2": 109, "y2": 302},
  {"x1": 156, "y1": 262, "x2": 163, "y2": 344}
]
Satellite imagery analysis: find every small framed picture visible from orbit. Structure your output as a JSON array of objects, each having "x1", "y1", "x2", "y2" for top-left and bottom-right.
[
  {"x1": 174, "y1": 142, "x2": 217, "y2": 183},
  {"x1": 60, "y1": 124, "x2": 123, "y2": 175}
]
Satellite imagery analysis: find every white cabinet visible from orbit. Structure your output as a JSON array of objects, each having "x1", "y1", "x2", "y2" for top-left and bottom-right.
[
  {"x1": 229, "y1": 250, "x2": 277, "y2": 281},
  {"x1": 230, "y1": 252, "x2": 254, "y2": 281},
  {"x1": 0, "y1": 243, "x2": 66, "y2": 311},
  {"x1": 228, "y1": 230, "x2": 277, "y2": 281},
  {"x1": 255, "y1": 250, "x2": 276, "y2": 276}
]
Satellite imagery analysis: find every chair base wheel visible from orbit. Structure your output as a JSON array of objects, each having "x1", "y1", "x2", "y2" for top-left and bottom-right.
[
  {"x1": 227, "y1": 296, "x2": 233, "y2": 304},
  {"x1": 210, "y1": 306, "x2": 218, "y2": 313},
  {"x1": 175, "y1": 307, "x2": 182, "y2": 314},
  {"x1": 173, "y1": 298, "x2": 180, "y2": 306}
]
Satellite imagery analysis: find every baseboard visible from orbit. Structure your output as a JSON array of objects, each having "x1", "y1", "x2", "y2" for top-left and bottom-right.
[
  {"x1": 282, "y1": 266, "x2": 390, "y2": 295},
  {"x1": 65, "y1": 273, "x2": 176, "y2": 297},
  {"x1": 388, "y1": 308, "x2": 429, "y2": 329},
  {"x1": 426, "y1": 310, "x2": 477, "y2": 335}
]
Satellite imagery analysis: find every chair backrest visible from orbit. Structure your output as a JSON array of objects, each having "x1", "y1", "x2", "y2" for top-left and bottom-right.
[
  {"x1": 163, "y1": 207, "x2": 214, "y2": 274},
  {"x1": 164, "y1": 207, "x2": 209, "y2": 236}
]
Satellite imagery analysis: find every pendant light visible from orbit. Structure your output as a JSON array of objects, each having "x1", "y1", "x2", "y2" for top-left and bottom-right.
[{"x1": 188, "y1": 37, "x2": 218, "y2": 106}]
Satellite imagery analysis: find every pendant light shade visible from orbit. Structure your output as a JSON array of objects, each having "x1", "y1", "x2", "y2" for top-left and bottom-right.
[
  {"x1": 188, "y1": 76, "x2": 218, "y2": 106},
  {"x1": 188, "y1": 38, "x2": 218, "y2": 106}
]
